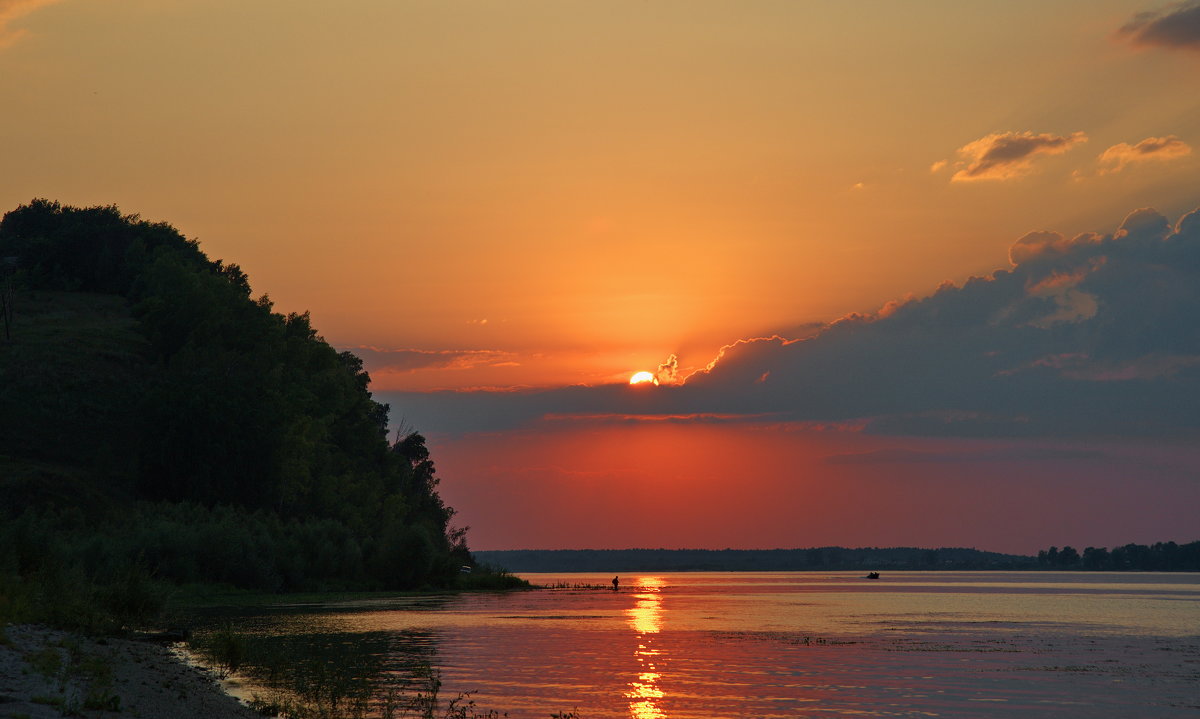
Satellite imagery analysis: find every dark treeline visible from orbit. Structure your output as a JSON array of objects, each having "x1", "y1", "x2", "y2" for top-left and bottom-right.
[
  {"x1": 0, "y1": 199, "x2": 496, "y2": 613},
  {"x1": 475, "y1": 547, "x2": 1032, "y2": 573},
  {"x1": 479, "y1": 543, "x2": 1200, "y2": 573},
  {"x1": 1035, "y1": 542, "x2": 1200, "y2": 571}
]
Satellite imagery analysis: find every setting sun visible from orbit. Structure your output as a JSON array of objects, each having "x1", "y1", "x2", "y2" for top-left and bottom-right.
[{"x1": 4, "y1": 2, "x2": 1200, "y2": 718}]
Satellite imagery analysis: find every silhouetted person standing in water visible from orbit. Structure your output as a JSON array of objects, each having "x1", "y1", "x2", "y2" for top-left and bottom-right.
[{"x1": 612, "y1": 576, "x2": 619, "y2": 591}]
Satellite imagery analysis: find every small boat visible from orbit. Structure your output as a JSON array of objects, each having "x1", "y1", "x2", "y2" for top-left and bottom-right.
[{"x1": 865, "y1": 572, "x2": 880, "y2": 580}]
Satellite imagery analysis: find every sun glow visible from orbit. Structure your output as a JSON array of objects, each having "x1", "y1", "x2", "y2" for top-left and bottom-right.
[{"x1": 630, "y1": 371, "x2": 658, "y2": 385}]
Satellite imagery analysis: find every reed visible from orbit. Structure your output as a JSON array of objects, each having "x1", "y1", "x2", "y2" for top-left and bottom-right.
[
  {"x1": 539, "y1": 582, "x2": 609, "y2": 591},
  {"x1": 191, "y1": 626, "x2": 526, "y2": 719}
]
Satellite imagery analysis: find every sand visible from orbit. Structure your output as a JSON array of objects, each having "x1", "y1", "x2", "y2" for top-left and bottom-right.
[{"x1": 0, "y1": 624, "x2": 258, "y2": 719}]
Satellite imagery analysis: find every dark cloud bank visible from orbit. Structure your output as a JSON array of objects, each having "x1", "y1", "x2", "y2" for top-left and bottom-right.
[
  {"x1": 1118, "y1": 0, "x2": 1200, "y2": 50},
  {"x1": 381, "y1": 205, "x2": 1200, "y2": 438}
]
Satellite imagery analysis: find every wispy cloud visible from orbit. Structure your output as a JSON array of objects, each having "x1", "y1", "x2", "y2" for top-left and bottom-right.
[
  {"x1": 0, "y1": 0, "x2": 60, "y2": 49},
  {"x1": 1117, "y1": 0, "x2": 1200, "y2": 51},
  {"x1": 1097, "y1": 135, "x2": 1192, "y2": 174},
  {"x1": 542, "y1": 412, "x2": 778, "y2": 424},
  {"x1": 939, "y1": 131, "x2": 1088, "y2": 182},
  {"x1": 345, "y1": 346, "x2": 517, "y2": 373},
  {"x1": 823, "y1": 446, "x2": 1107, "y2": 465}
]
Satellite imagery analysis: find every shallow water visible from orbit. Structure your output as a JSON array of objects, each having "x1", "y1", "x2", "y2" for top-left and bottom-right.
[{"x1": 201, "y1": 572, "x2": 1200, "y2": 718}]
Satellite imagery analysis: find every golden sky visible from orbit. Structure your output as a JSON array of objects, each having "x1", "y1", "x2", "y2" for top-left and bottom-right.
[{"x1": 5, "y1": 0, "x2": 1197, "y2": 391}]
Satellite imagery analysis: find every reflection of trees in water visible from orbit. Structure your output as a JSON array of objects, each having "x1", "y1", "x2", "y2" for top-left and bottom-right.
[
  {"x1": 187, "y1": 595, "x2": 458, "y2": 627},
  {"x1": 196, "y1": 627, "x2": 443, "y2": 717},
  {"x1": 186, "y1": 599, "x2": 480, "y2": 715}
]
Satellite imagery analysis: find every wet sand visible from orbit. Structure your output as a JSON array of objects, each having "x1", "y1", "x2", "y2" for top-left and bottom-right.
[{"x1": 0, "y1": 624, "x2": 257, "y2": 719}]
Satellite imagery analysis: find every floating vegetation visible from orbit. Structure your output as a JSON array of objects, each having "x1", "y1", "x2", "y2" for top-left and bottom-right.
[
  {"x1": 539, "y1": 582, "x2": 610, "y2": 591},
  {"x1": 189, "y1": 626, "x2": 520, "y2": 719}
]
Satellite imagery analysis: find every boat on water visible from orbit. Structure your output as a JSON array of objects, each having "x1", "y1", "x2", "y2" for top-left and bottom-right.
[{"x1": 865, "y1": 572, "x2": 880, "y2": 579}]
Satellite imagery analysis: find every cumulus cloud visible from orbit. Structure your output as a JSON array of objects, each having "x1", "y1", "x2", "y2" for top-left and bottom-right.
[
  {"x1": 1117, "y1": 1, "x2": 1200, "y2": 51},
  {"x1": 1097, "y1": 136, "x2": 1192, "y2": 174},
  {"x1": 673, "y1": 205, "x2": 1200, "y2": 436},
  {"x1": 0, "y1": 0, "x2": 59, "y2": 48},
  {"x1": 381, "y1": 204, "x2": 1200, "y2": 439},
  {"x1": 944, "y1": 131, "x2": 1088, "y2": 182},
  {"x1": 655, "y1": 353, "x2": 680, "y2": 384},
  {"x1": 1008, "y1": 230, "x2": 1101, "y2": 266}
]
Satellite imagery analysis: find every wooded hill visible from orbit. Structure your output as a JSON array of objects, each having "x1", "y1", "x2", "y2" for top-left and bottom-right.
[{"x1": 0, "y1": 199, "x2": 476, "y2": 606}]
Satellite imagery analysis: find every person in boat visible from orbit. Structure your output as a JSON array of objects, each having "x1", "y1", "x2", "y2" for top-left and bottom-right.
[{"x1": 612, "y1": 575, "x2": 619, "y2": 590}]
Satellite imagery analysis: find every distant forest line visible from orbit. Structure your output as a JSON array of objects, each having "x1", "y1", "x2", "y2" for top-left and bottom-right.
[{"x1": 477, "y1": 541, "x2": 1200, "y2": 573}]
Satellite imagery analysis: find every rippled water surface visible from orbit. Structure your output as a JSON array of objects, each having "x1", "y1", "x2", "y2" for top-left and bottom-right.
[{"x1": 205, "y1": 572, "x2": 1200, "y2": 718}]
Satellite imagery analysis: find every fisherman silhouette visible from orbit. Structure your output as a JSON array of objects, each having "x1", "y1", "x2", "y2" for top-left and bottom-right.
[{"x1": 612, "y1": 575, "x2": 619, "y2": 591}]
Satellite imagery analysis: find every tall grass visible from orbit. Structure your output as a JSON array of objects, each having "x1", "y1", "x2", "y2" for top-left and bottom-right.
[
  {"x1": 539, "y1": 582, "x2": 609, "y2": 591},
  {"x1": 453, "y1": 565, "x2": 530, "y2": 591},
  {"x1": 189, "y1": 626, "x2": 538, "y2": 719},
  {"x1": 0, "y1": 557, "x2": 166, "y2": 633}
]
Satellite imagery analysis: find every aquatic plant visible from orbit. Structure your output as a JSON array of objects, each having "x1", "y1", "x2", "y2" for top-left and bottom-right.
[
  {"x1": 454, "y1": 565, "x2": 531, "y2": 591},
  {"x1": 203, "y1": 624, "x2": 249, "y2": 676},
  {"x1": 220, "y1": 633, "x2": 517, "y2": 719},
  {"x1": 442, "y1": 691, "x2": 507, "y2": 719},
  {"x1": 539, "y1": 582, "x2": 608, "y2": 591}
]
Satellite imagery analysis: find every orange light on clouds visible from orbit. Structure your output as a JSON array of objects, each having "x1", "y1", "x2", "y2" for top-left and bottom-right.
[{"x1": 6, "y1": 0, "x2": 1196, "y2": 397}]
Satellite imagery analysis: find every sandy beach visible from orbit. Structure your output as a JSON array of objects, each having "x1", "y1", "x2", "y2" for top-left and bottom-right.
[{"x1": 0, "y1": 624, "x2": 257, "y2": 719}]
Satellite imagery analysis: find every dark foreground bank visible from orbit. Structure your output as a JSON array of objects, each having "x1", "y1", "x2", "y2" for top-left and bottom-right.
[{"x1": 0, "y1": 624, "x2": 256, "y2": 719}]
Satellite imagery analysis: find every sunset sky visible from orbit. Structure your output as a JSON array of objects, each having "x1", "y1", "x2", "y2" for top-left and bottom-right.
[{"x1": 4, "y1": 0, "x2": 1199, "y2": 553}]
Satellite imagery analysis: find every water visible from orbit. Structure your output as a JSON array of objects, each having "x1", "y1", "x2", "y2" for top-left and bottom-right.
[{"x1": 197, "y1": 572, "x2": 1200, "y2": 718}]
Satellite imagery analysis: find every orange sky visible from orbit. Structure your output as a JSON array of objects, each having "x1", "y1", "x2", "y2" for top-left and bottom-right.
[
  {"x1": 430, "y1": 422, "x2": 1200, "y2": 554},
  {"x1": 4, "y1": 1, "x2": 1199, "y2": 552}
]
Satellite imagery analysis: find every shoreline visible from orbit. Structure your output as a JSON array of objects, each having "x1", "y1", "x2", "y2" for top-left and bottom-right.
[{"x1": 0, "y1": 624, "x2": 257, "y2": 719}]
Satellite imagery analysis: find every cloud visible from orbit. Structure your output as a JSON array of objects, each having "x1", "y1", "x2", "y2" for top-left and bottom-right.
[
  {"x1": 381, "y1": 204, "x2": 1200, "y2": 439},
  {"x1": 944, "y1": 131, "x2": 1088, "y2": 182},
  {"x1": 823, "y1": 446, "x2": 1107, "y2": 465},
  {"x1": 345, "y1": 346, "x2": 517, "y2": 373},
  {"x1": 542, "y1": 412, "x2": 779, "y2": 424},
  {"x1": 1006, "y1": 352, "x2": 1200, "y2": 382},
  {"x1": 0, "y1": 0, "x2": 59, "y2": 48},
  {"x1": 1007, "y1": 230, "x2": 1102, "y2": 266},
  {"x1": 1097, "y1": 136, "x2": 1192, "y2": 174},
  {"x1": 687, "y1": 336, "x2": 800, "y2": 381},
  {"x1": 675, "y1": 205, "x2": 1200, "y2": 437},
  {"x1": 1117, "y1": 1, "x2": 1200, "y2": 51},
  {"x1": 655, "y1": 353, "x2": 679, "y2": 384}
]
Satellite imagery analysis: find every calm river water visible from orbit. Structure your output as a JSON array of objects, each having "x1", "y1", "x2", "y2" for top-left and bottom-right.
[{"x1": 200, "y1": 572, "x2": 1200, "y2": 718}]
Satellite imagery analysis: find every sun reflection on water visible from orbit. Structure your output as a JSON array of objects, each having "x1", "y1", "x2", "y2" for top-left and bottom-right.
[{"x1": 625, "y1": 577, "x2": 667, "y2": 718}]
